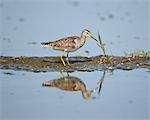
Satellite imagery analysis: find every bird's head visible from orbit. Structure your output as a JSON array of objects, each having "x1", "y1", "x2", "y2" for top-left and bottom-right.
[
  {"x1": 81, "y1": 29, "x2": 98, "y2": 41},
  {"x1": 82, "y1": 90, "x2": 92, "y2": 99},
  {"x1": 81, "y1": 29, "x2": 92, "y2": 37}
]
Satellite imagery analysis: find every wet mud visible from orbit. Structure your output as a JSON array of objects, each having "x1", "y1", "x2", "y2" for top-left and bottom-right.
[{"x1": 0, "y1": 54, "x2": 149, "y2": 72}]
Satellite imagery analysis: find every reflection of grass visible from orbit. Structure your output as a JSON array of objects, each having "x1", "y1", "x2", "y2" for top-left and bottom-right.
[{"x1": 96, "y1": 32, "x2": 106, "y2": 56}]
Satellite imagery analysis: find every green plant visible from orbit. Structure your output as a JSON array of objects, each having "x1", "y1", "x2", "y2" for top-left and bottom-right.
[{"x1": 96, "y1": 32, "x2": 106, "y2": 56}]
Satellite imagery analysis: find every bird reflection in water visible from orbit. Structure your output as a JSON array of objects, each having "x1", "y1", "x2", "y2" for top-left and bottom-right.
[
  {"x1": 42, "y1": 72, "x2": 92, "y2": 99},
  {"x1": 42, "y1": 71, "x2": 107, "y2": 99}
]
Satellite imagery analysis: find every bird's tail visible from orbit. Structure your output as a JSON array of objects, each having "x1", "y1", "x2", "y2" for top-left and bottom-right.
[
  {"x1": 41, "y1": 42, "x2": 53, "y2": 48},
  {"x1": 42, "y1": 80, "x2": 54, "y2": 87}
]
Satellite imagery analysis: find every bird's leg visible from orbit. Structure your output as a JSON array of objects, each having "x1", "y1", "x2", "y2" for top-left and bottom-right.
[
  {"x1": 66, "y1": 52, "x2": 71, "y2": 66},
  {"x1": 67, "y1": 72, "x2": 69, "y2": 77},
  {"x1": 60, "y1": 72, "x2": 65, "y2": 78},
  {"x1": 60, "y1": 52, "x2": 66, "y2": 66}
]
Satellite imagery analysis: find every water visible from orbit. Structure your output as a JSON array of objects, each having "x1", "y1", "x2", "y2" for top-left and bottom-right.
[
  {"x1": 0, "y1": 0, "x2": 149, "y2": 120},
  {"x1": 1, "y1": 69, "x2": 149, "y2": 120}
]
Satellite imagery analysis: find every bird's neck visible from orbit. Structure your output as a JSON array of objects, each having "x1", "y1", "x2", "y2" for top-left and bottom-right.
[
  {"x1": 77, "y1": 37, "x2": 85, "y2": 48},
  {"x1": 81, "y1": 34, "x2": 87, "y2": 40},
  {"x1": 80, "y1": 35, "x2": 87, "y2": 44}
]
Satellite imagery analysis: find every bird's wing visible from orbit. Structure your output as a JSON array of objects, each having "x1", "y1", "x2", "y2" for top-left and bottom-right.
[{"x1": 52, "y1": 36, "x2": 79, "y2": 51}]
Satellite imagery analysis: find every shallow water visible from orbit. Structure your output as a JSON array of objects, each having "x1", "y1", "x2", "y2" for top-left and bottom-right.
[
  {"x1": 1, "y1": 69, "x2": 149, "y2": 120},
  {"x1": 0, "y1": 0, "x2": 150, "y2": 120}
]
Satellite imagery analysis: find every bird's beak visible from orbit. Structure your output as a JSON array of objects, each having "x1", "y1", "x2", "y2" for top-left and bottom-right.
[{"x1": 90, "y1": 35, "x2": 98, "y2": 42}]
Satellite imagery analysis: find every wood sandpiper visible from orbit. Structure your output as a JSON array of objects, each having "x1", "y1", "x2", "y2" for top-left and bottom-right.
[{"x1": 41, "y1": 29, "x2": 97, "y2": 66}]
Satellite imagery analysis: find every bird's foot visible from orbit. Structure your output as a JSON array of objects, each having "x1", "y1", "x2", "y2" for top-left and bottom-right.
[{"x1": 66, "y1": 58, "x2": 71, "y2": 66}]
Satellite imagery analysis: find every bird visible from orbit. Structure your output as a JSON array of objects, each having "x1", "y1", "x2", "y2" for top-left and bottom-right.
[
  {"x1": 41, "y1": 29, "x2": 97, "y2": 66},
  {"x1": 42, "y1": 75, "x2": 92, "y2": 99}
]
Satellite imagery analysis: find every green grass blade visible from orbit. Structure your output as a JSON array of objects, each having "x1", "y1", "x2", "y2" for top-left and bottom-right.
[{"x1": 98, "y1": 32, "x2": 102, "y2": 45}]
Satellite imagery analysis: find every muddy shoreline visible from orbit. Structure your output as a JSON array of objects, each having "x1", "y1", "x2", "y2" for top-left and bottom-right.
[{"x1": 0, "y1": 55, "x2": 149, "y2": 72}]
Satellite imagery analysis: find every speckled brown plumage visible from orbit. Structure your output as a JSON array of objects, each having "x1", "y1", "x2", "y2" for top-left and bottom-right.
[
  {"x1": 42, "y1": 76, "x2": 92, "y2": 99},
  {"x1": 41, "y1": 36, "x2": 79, "y2": 51}
]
